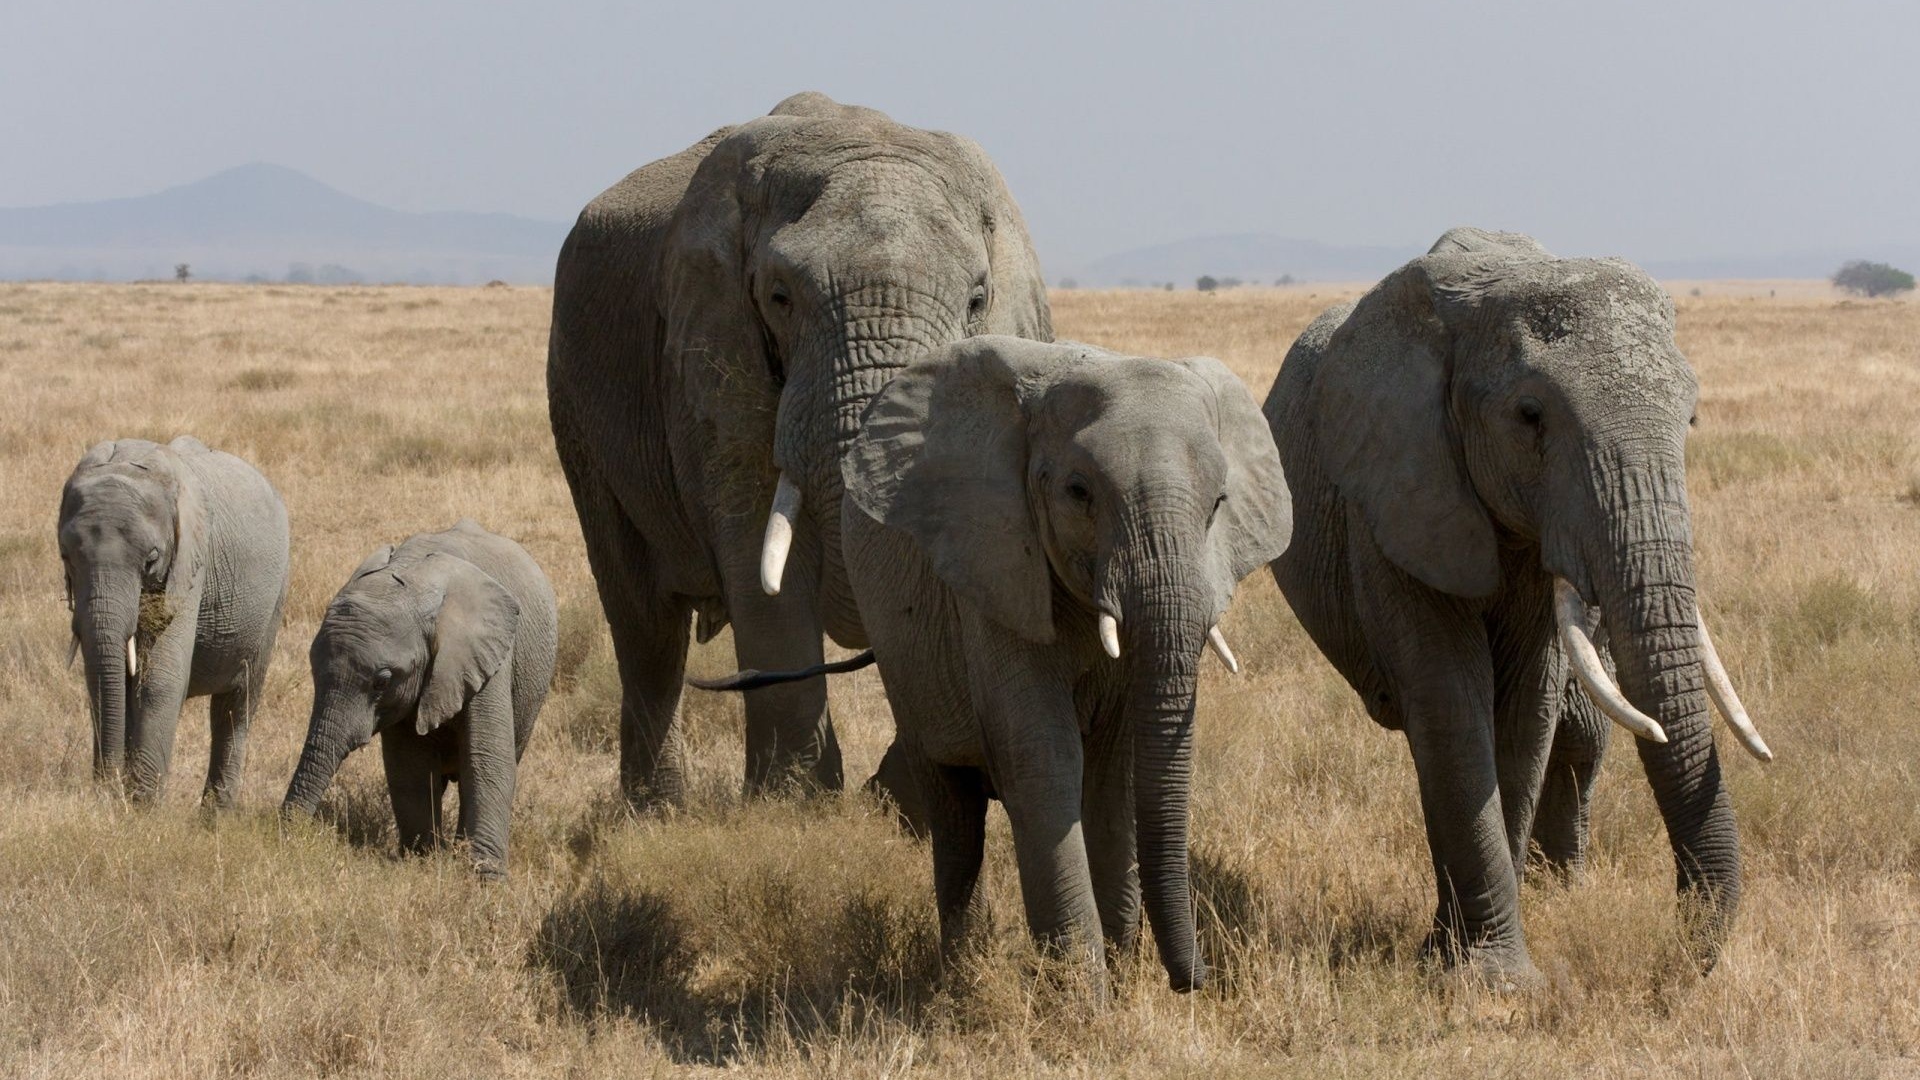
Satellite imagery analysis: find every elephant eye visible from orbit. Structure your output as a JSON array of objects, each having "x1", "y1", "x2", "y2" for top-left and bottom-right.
[
  {"x1": 1065, "y1": 477, "x2": 1092, "y2": 506},
  {"x1": 967, "y1": 285, "x2": 988, "y2": 317},
  {"x1": 1210, "y1": 492, "x2": 1227, "y2": 526},
  {"x1": 373, "y1": 668, "x2": 393, "y2": 689},
  {"x1": 1515, "y1": 397, "x2": 1544, "y2": 427},
  {"x1": 768, "y1": 283, "x2": 791, "y2": 310}
]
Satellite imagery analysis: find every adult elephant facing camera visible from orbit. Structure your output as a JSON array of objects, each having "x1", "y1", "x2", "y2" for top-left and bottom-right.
[
  {"x1": 1266, "y1": 228, "x2": 1771, "y2": 986},
  {"x1": 549, "y1": 92, "x2": 1050, "y2": 807},
  {"x1": 842, "y1": 337, "x2": 1290, "y2": 995}
]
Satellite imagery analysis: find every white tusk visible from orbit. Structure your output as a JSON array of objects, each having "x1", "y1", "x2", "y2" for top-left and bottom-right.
[
  {"x1": 67, "y1": 635, "x2": 79, "y2": 669},
  {"x1": 1555, "y1": 578, "x2": 1666, "y2": 744},
  {"x1": 759, "y1": 473, "x2": 802, "y2": 596},
  {"x1": 1098, "y1": 612, "x2": 1121, "y2": 659},
  {"x1": 1206, "y1": 625, "x2": 1239, "y2": 674},
  {"x1": 127, "y1": 636, "x2": 138, "y2": 678},
  {"x1": 1697, "y1": 614, "x2": 1773, "y2": 763}
]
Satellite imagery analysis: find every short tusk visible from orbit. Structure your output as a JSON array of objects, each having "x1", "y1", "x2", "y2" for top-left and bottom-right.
[
  {"x1": 1554, "y1": 578, "x2": 1666, "y2": 744},
  {"x1": 127, "y1": 636, "x2": 138, "y2": 678},
  {"x1": 759, "y1": 473, "x2": 802, "y2": 596},
  {"x1": 1098, "y1": 612, "x2": 1121, "y2": 660},
  {"x1": 1698, "y1": 614, "x2": 1773, "y2": 763},
  {"x1": 1206, "y1": 625, "x2": 1239, "y2": 675}
]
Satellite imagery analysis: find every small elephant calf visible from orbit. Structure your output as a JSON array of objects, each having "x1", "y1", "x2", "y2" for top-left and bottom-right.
[{"x1": 282, "y1": 520, "x2": 557, "y2": 878}]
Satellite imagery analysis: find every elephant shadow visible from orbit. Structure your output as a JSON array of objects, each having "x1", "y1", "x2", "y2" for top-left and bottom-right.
[
  {"x1": 1189, "y1": 847, "x2": 1411, "y2": 984},
  {"x1": 529, "y1": 878, "x2": 943, "y2": 1065},
  {"x1": 314, "y1": 777, "x2": 397, "y2": 853}
]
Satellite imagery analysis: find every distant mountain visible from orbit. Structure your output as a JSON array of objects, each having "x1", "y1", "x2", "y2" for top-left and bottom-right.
[
  {"x1": 1069, "y1": 233, "x2": 1421, "y2": 288},
  {"x1": 1070, "y1": 230, "x2": 1920, "y2": 289},
  {"x1": 0, "y1": 164, "x2": 570, "y2": 284}
]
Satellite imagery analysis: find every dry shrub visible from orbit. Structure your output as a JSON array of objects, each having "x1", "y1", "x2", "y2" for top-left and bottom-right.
[{"x1": 1, "y1": 283, "x2": 1917, "y2": 1075}]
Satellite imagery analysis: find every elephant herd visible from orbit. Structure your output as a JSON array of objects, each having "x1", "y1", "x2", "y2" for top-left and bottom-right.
[{"x1": 54, "y1": 92, "x2": 1772, "y2": 1000}]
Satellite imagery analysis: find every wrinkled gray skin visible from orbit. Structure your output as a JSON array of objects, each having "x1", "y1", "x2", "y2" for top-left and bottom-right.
[
  {"x1": 1266, "y1": 228, "x2": 1740, "y2": 984},
  {"x1": 57, "y1": 437, "x2": 289, "y2": 805},
  {"x1": 548, "y1": 92, "x2": 1051, "y2": 808},
  {"x1": 842, "y1": 337, "x2": 1291, "y2": 995},
  {"x1": 282, "y1": 521, "x2": 557, "y2": 879}
]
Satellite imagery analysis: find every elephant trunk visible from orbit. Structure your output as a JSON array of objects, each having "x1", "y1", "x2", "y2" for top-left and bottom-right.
[
  {"x1": 767, "y1": 293, "x2": 961, "y2": 616},
  {"x1": 77, "y1": 576, "x2": 138, "y2": 782},
  {"x1": 1593, "y1": 446, "x2": 1740, "y2": 967},
  {"x1": 282, "y1": 692, "x2": 361, "y2": 817},
  {"x1": 1121, "y1": 562, "x2": 1212, "y2": 993}
]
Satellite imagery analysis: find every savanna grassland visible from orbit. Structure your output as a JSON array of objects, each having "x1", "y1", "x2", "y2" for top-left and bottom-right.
[{"x1": 0, "y1": 281, "x2": 1916, "y2": 1078}]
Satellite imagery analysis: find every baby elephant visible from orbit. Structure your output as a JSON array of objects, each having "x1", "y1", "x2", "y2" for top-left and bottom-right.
[
  {"x1": 58, "y1": 436, "x2": 289, "y2": 805},
  {"x1": 282, "y1": 520, "x2": 557, "y2": 878}
]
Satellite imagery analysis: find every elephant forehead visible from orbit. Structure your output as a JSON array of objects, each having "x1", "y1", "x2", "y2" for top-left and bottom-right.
[{"x1": 1045, "y1": 359, "x2": 1214, "y2": 422}]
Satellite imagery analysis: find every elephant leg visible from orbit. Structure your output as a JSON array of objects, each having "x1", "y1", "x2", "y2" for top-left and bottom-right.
[
  {"x1": 865, "y1": 739, "x2": 930, "y2": 837},
  {"x1": 125, "y1": 630, "x2": 193, "y2": 803},
  {"x1": 1352, "y1": 552, "x2": 1534, "y2": 983},
  {"x1": 568, "y1": 476, "x2": 692, "y2": 808},
  {"x1": 1487, "y1": 582, "x2": 1563, "y2": 878},
  {"x1": 202, "y1": 660, "x2": 264, "y2": 809},
  {"x1": 920, "y1": 756, "x2": 991, "y2": 960},
  {"x1": 455, "y1": 676, "x2": 518, "y2": 879},
  {"x1": 1531, "y1": 676, "x2": 1609, "y2": 879},
  {"x1": 722, "y1": 549, "x2": 843, "y2": 797},
  {"x1": 1082, "y1": 715, "x2": 1139, "y2": 958},
  {"x1": 982, "y1": 690, "x2": 1102, "y2": 980},
  {"x1": 383, "y1": 730, "x2": 448, "y2": 854}
]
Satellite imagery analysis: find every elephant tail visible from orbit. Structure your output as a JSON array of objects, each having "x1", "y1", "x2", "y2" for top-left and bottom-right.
[{"x1": 687, "y1": 651, "x2": 876, "y2": 692}]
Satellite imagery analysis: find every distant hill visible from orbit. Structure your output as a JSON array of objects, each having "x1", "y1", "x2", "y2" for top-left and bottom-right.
[
  {"x1": 1068, "y1": 231, "x2": 1920, "y2": 289},
  {"x1": 0, "y1": 164, "x2": 570, "y2": 284},
  {"x1": 1069, "y1": 233, "x2": 1421, "y2": 288}
]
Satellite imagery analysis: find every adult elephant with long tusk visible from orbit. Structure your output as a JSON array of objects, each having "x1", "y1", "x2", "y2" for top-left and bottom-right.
[
  {"x1": 548, "y1": 92, "x2": 1050, "y2": 808},
  {"x1": 1264, "y1": 227, "x2": 1771, "y2": 986}
]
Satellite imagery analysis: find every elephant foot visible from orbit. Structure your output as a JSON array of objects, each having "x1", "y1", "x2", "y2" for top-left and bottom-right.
[{"x1": 1419, "y1": 928, "x2": 1543, "y2": 994}]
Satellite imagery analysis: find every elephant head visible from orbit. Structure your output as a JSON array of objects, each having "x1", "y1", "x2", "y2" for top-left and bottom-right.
[
  {"x1": 846, "y1": 336, "x2": 1291, "y2": 990},
  {"x1": 1311, "y1": 234, "x2": 1766, "y2": 956},
  {"x1": 57, "y1": 440, "x2": 205, "y2": 781},
  {"x1": 282, "y1": 547, "x2": 520, "y2": 816},
  {"x1": 654, "y1": 92, "x2": 1051, "y2": 606}
]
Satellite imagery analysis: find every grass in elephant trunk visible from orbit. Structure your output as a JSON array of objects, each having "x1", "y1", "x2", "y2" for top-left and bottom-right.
[{"x1": 0, "y1": 281, "x2": 1916, "y2": 1075}]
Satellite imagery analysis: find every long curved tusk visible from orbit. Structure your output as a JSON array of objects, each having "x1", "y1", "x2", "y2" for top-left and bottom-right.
[
  {"x1": 759, "y1": 473, "x2": 802, "y2": 597},
  {"x1": 127, "y1": 636, "x2": 138, "y2": 678},
  {"x1": 1555, "y1": 578, "x2": 1666, "y2": 744},
  {"x1": 1206, "y1": 625, "x2": 1239, "y2": 674},
  {"x1": 1098, "y1": 612, "x2": 1121, "y2": 660},
  {"x1": 1698, "y1": 614, "x2": 1773, "y2": 763}
]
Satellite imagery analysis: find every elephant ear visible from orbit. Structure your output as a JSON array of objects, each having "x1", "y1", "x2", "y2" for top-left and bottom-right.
[
  {"x1": 1310, "y1": 257, "x2": 1500, "y2": 598},
  {"x1": 1175, "y1": 357, "x2": 1293, "y2": 612},
  {"x1": 979, "y1": 154, "x2": 1053, "y2": 342},
  {"x1": 416, "y1": 554, "x2": 520, "y2": 735},
  {"x1": 845, "y1": 336, "x2": 1071, "y2": 643},
  {"x1": 348, "y1": 544, "x2": 396, "y2": 583},
  {"x1": 656, "y1": 120, "x2": 798, "y2": 467},
  {"x1": 147, "y1": 444, "x2": 208, "y2": 611}
]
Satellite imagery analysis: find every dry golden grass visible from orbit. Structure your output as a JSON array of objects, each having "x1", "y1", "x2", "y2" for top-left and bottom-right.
[{"x1": 1, "y1": 280, "x2": 1916, "y2": 1077}]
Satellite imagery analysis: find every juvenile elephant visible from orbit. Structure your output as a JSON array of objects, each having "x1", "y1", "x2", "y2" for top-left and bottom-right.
[
  {"x1": 548, "y1": 91, "x2": 1050, "y2": 808},
  {"x1": 282, "y1": 520, "x2": 557, "y2": 879},
  {"x1": 1265, "y1": 229, "x2": 1771, "y2": 984},
  {"x1": 57, "y1": 436, "x2": 289, "y2": 805},
  {"x1": 841, "y1": 337, "x2": 1291, "y2": 994}
]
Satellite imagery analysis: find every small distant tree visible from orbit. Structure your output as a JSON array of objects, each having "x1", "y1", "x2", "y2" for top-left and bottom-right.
[
  {"x1": 1058, "y1": 277, "x2": 1079, "y2": 289},
  {"x1": 1832, "y1": 260, "x2": 1915, "y2": 298},
  {"x1": 1163, "y1": 282, "x2": 1174, "y2": 291},
  {"x1": 1196, "y1": 275, "x2": 1219, "y2": 292},
  {"x1": 1275, "y1": 274, "x2": 1296, "y2": 286},
  {"x1": 174, "y1": 263, "x2": 190, "y2": 283},
  {"x1": 1219, "y1": 277, "x2": 1243, "y2": 289}
]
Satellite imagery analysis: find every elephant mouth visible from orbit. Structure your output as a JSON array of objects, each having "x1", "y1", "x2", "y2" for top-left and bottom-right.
[{"x1": 1552, "y1": 576, "x2": 1772, "y2": 762}]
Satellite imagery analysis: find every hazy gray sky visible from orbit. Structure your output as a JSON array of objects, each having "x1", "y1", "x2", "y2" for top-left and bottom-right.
[{"x1": 3, "y1": 0, "x2": 1913, "y2": 268}]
